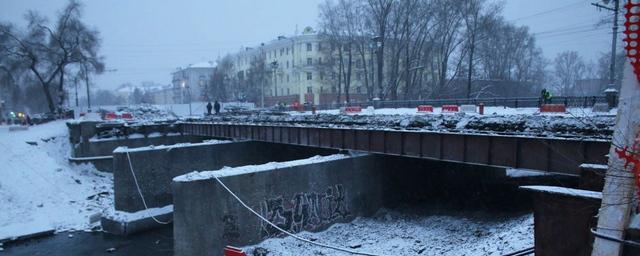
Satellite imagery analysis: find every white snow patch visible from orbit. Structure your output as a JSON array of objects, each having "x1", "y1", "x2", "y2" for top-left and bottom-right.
[
  {"x1": 244, "y1": 209, "x2": 534, "y2": 256},
  {"x1": 0, "y1": 121, "x2": 113, "y2": 239},
  {"x1": 103, "y1": 205, "x2": 173, "y2": 222},
  {"x1": 579, "y1": 163, "x2": 608, "y2": 170},
  {"x1": 174, "y1": 154, "x2": 349, "y2": 182},
  {"x1": 113, "y1": 139, "x2": 230, "y2": 153},
  {"x1": 506, "y1": 169, "x2": 550, "y2": 178},
  {"x1": 89, "y1": 132, "x2": 182, "y2": 142},
  {"x1": 520, "y1": 186, "x2": 602, "y2": 200}
]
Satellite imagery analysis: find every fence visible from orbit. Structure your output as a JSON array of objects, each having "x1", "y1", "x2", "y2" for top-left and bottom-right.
[{"x1": 310, "y1": 96, "x2": 608, "y2": 111}]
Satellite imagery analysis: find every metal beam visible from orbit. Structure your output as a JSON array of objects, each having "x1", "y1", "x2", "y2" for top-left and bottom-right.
[{"x1": 182, "y1": 123, "x2": 610, "y2": 174}]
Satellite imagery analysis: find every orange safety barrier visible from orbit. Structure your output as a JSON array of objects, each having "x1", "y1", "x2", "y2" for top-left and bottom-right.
[
  {"x1": 104, "y1": 112, "x2": 117, "y2": 120},
  {"x1": 442, "y1": 105, "x2": 459, "y2": 113},
  {"x1": 417, "y1": 105, "x2": 434, "y2": 112},
  {"x1": 540, "y1": 104, "x2": 566, "y2": 113},
  {"x1": 344, "y1": 106, "x2": 362, "y2": 113}
]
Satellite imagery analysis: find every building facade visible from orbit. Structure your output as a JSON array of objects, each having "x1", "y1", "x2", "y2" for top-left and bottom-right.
[
  {"x1": 228, "y1": 27, "x2": 370, "y2": 107},
  {"x1": 171, "y1": 61, "x2": 217, "y2": 104}
]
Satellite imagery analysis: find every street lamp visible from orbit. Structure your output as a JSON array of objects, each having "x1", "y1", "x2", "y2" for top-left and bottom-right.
[
  {"x1": 271, "y1": 61, "x2": 279, "y2": 97},
  {"x1": 371, "y1": 36, "x2": 383, "y2": 99},
  {"x1": 181, "y1": 80, "x2": 192, "y2": 116}
]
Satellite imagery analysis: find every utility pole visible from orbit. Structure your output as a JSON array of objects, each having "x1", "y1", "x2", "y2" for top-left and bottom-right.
[
  {"x1": 591, "y1": 61, "x2": 640, "y2": 256},
  {"x1": 592, "y1": 0, "x2": 620, "y2": 89}
]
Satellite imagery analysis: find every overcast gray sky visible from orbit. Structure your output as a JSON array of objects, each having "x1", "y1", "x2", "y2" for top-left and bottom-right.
[{"x1": 0, "y1": 0, "x2": 612, "y2": 90}]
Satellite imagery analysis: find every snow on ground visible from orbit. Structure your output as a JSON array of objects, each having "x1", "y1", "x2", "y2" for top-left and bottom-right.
[
  {"x1": 0, "y1": 121, "x2": 113, "y2": 240},
  {"x1": 244, "y1": 209, "x2": 533, "y2": 256}
]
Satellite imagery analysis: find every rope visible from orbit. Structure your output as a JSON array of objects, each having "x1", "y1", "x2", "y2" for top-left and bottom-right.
[
  {"x1": 125, "y1": 150, "x2": 171, "y2": 225},
  {"x1": 501, "y1": 246, "x2": 534, "y2": 256},
  {"x1": 211, "y1": 174, "x2": 383, "y2": 256},
  {"x1": 591, "y1": 228, "x2": 640, "y2": 248}
]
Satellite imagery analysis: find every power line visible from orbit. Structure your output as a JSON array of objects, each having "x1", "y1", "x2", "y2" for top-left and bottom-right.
[{"x1": 509, "y1": 0, "x2": 589, "y2": 22}]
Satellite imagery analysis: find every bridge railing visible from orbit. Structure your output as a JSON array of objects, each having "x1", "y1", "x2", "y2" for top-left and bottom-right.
[{"x1": 310, "y1": 96, "x2": 607, "y2": 111}]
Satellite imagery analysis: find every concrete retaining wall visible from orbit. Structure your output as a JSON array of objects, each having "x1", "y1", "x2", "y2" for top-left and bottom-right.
[
  {"x1": 74, "y1": 135, "x2": 205, "y2": 158},
  {"x1": 113, "y1": 141, "x2": 341, "y2": 212},
  {"x1": 172, "y1": 154, "x2": 382, "y2": 256}
]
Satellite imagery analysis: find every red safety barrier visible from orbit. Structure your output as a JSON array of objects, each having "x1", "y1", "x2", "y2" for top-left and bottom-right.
[
  {"x1": 441, "y1": 105, "x2": 459, "y2": 113},
  {"x1": 417, "y1": 105, "x2": 434, "y2": 113},
  {"x1": 224, "y1": 246, "x2": 246, "y2": 256},
  {"x1": 478, "y1": 103, "x2": 485, "y2": 115},
  {"x1": 121, "y1": 112, "x2": 134, "y2": 119},
  {"x1": 345, "y1": 106, "x2": 362, "y2": 113},
  {"x1": 104, "y1": 112, "x2": 117, "y2": 120},
  {"x1": 540, "y1": 104, "x2": 567, "y2": 113}
]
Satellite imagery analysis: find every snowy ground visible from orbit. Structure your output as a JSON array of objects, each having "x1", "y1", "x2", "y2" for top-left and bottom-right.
[
  {"x1": 198, "y1": 106, "x2": 616, "y2": 139},
  {"x1": 0, "y1": 121, "x2": 113, "y2": 241},
  {"x1": 244, "y1": 209, "x2": 533, "y2": 256}
]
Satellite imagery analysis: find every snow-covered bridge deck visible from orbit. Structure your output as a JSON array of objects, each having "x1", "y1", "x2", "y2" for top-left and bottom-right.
[{"x1": 182, "y1": 122, "x2": 610, "y2": 175}]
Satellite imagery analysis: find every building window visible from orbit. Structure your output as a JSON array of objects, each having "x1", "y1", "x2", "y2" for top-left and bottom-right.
[
  {"x1": 356, "y1": 87, "x2": 362, "y2": 93},
  {"x1": 318, "y1": 43, "x2": 322, "y2": 51},
  {"x1": 287, "y1": 75, "x2": 290, "y2": 82},
  {"x1": 332, "y1": 72, "x2": 336, "y2": 80},
  {"x1": 356, "y1": 72, "x2": 361, "y2": 80},
  {"x1": 306, "y1": 72, "x2": 312, "y2": 80},
  {"x1": 280, "y1": 88, "x2": 284, "y2": 95},
  {"x1": 306, "y1": 58, "x2": 312, "y2": 65},
  {"x1": 306, "y1": 43, "x2": 312, "y2": 51},
  {"x1": 280, "y1": 48, "x2": 284, "y2": 56},
  {"x1": 307, "y1": 86, "x2": 313, "y2": 93},
  {"x1": 286, "y1": 48, "x2": 290, "y2": 55},
  {"x1": 287, "y1": 88, "x2": 290, "y2": 95},
  {"x1": 318, "y1": 57, "x2": 322, "y2": 64},
  {"x1": 286, "y1": 61, "x2": 289, "y2": 68},
  {"x1": 320, "y1": 72, "x2": 324, "y2": 81}
]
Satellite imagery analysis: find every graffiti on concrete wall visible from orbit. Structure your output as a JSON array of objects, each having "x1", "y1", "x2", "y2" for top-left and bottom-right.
[
  {"x1": 222, "y1": 214, "x2": 240, "y2": 241},
  {"x1": 259, "y1": 184, "x2": 351, "y2": 239}
]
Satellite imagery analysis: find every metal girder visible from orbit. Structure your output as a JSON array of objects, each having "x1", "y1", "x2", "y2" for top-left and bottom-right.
[{"x1": 181, "y1": 123, "x2": 610, "y2": 174}]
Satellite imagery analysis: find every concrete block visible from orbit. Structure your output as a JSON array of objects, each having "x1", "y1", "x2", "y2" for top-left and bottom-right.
[
  {"x1": 592, "y1": 103, "x2": 610, "y2": 112},
  {"x1": 578, "y1": 163, "x2": 607, "y2": 191},
  {"x1": 460, "y1": 104, "x2": 476, "y2": 113},
  {"x1": 101, "y1": 210, "x2": 172, "y2": 236},
  {"x1": 114, "y1": 141, "x2": 340, "y2": 212},
  {"x1": 520, "y1": 186, "x2": 601, "y2": 256},
  {"x1": 172, "y1": 153, "x2": 382, "y2": 256}
]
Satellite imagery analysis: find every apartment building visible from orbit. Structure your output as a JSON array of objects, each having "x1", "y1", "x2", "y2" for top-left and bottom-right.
[
  {"x1": 171, "y1": 61, "x2": 217, "y2": 103},
  {"x1": 230, "y1": 27, "x2": 369, "y2": 106}
]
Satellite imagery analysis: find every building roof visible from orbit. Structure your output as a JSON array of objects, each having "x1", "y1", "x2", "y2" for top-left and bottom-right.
[{"x1": 187, "y1": 61, "x2": 217, "y2": 69}]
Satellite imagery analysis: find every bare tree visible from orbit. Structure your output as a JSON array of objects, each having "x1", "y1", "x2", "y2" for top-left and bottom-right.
[
  {"x1": 367, "y1": 0, "x2": 394, "y2": 99},
  {"x1": 554, "y1": 51, "x2": 586, "y2": 96},
  {"x1": 0, "y1": 0, "x2": 104, "y2": 113}
]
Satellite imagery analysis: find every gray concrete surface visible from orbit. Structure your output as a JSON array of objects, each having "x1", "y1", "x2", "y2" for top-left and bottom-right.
[
  {"x1": 101, "y1": 212, "x2": 173, "y2": 236},
  {"x1": 114, "y1": 141, "x2": 340, "y2": 212},
  {"x1": 172, "y1": 153, "x2": 382, "y2": 256},
  {"x1": 73, "y1": 135, "x2": 206, "y2": 158}
]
